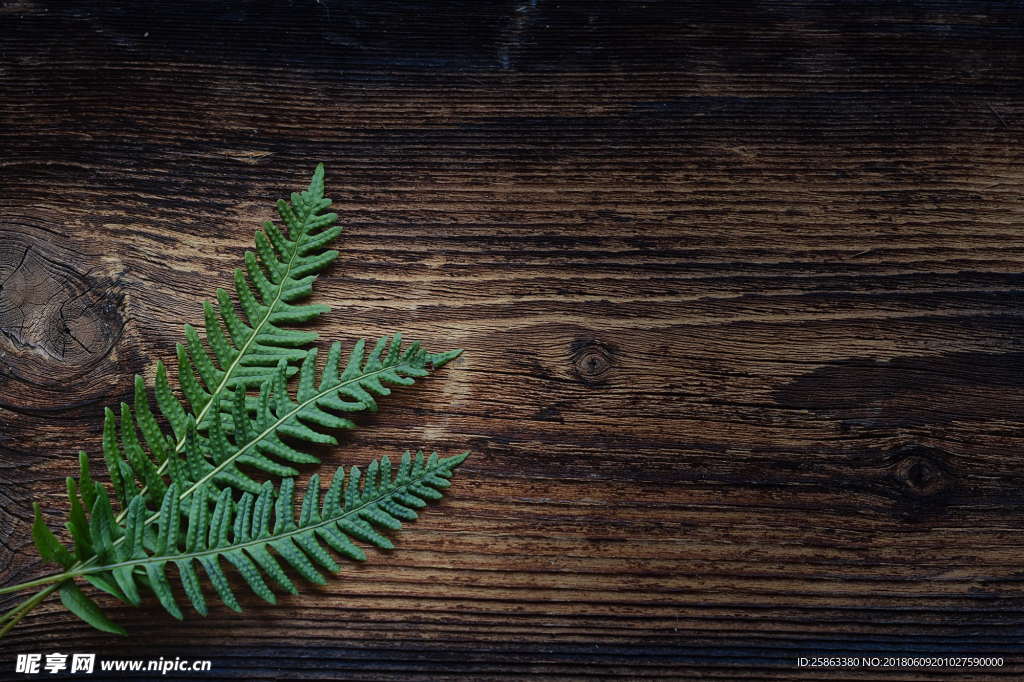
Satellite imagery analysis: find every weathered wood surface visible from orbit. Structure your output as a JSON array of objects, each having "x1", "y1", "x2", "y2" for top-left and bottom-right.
[{"x1": 3, "y1": 1, "x2": 1024, "y2": 679}]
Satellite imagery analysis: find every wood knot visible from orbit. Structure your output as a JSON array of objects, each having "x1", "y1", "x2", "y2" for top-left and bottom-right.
[
  {"x1": 0, "y1": 229, "x2": 123, "y2": 386},
  {"x1": 890, "y1": 445, "x2": 950, "y2": 498},
  {"x1": 569, "y1": 338, "x2": 616, "y2": 385}
]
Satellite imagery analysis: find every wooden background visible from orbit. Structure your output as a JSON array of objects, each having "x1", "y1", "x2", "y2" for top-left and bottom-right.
[{"x1": 2, "y1": 1, "x2": 1024, "y2": 679}]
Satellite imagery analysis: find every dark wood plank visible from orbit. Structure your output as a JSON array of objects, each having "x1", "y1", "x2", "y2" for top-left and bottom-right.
[{"x1": 3, "y1": 1, "x2": 1024, "y2": 679}]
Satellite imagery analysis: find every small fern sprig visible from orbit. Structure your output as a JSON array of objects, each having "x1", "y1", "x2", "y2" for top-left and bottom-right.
[
  {"x1": 24, "y1": 451, "x2": 467, "y2": 633},
  {"x1": 0, "y1": 166, "x2": 469, "y2": 637}
]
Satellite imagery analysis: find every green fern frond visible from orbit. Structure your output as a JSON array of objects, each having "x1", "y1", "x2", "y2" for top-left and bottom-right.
[
  {"x1": 80, "y1": 167, "x2": 324, "y2": 515},
  {"x1": 35, "y1": 451, "x2": 467, "y2": 628},
  {"x1": 171, "y1": 164, "x2": 339, "y2": 430},
  {"x1": 88, "y1": 165, "x2": 458, "y2": 516},
  {"x1": 0, "y1": 166, "x2": 470, "y2": 639},
  {"x1": 98, "y1": 164, "x2": 339, "y2": 509}
]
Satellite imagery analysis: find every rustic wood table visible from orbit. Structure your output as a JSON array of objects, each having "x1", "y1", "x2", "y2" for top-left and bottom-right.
[{"x1": 2, "y1": 2, "x2": 1024, "y2": 679}]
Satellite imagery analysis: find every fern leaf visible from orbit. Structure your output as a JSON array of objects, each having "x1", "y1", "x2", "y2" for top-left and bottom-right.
[
  {"x1": 53, "y1": 452, "x2": 467, "y2": 626},
  {"x1": 2, "y1": 166, "x2": 470, "y2": 641},
  {"x1": 87, "y1": 166, "x2": 459, "y2": 514},
  {"x1": 104, "y1": 164, "x2": 341, "y2": 506}
]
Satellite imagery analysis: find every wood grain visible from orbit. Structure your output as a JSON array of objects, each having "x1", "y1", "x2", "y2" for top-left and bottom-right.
[{"x1": 3, "y1": 1, "x2": 1024, "y2": 679}]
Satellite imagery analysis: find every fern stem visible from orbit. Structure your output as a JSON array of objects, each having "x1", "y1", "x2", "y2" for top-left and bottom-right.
[
  {"x1": 0, "y1": 583, "x2": 61, "y2": 637},
  {"x1": 0, "y1": 573, "x2": 72, "y2": 595}
]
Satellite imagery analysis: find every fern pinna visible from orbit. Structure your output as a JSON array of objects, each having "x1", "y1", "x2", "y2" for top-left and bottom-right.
[{"x1": 0, "y1": 165, "x2": 468, "y2": 637}]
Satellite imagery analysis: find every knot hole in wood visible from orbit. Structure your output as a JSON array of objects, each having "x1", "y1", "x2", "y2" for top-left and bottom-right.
[
  {"x1": 0, "y1": 231, "x2": 122, "y2": 381},
  {"x1": 569, "y1": 337, "x2": 617, "y2": 386},
  {"x1": 890, "y1": 444, "x2": 951, "y2": 499}
]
